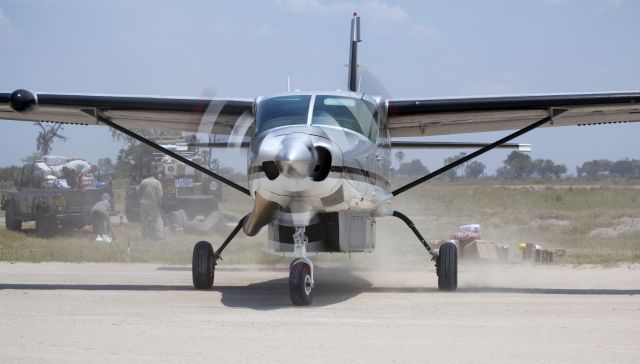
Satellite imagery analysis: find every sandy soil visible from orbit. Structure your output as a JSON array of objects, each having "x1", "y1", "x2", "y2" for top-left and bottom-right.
[{"x1": 1, "y1": 262, "x2": 639, "y2": 363}]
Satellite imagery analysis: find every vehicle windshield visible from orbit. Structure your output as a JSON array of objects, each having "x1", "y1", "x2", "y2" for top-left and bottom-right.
[
  {"x1": 255, "y1": 95, "x2": 311, "y2": 134},
  {"x1": 311, "y1": 95, "x2": 378, "y2": 141}
]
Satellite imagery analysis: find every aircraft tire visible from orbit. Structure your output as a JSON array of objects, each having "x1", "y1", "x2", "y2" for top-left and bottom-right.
[
  {"x1": 289, "y1": 262, "x2": 313, "y2": 306},
  {"x1": 192, "y1": 241, "x2": 215, "y2": 289},
  {"x1": 4, "y1": 200, "x2": 22, "y2": 231},
  {"x1": 437, "y1": 242, "x2": 458, "y2": 291}
]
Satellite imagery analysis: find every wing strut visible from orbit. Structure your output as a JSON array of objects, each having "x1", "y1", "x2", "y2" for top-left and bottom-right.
[
  {"x1": 391, "y1": 109, "x2": 567, "y2": 196},
  {"x1": 86, "y1": 109, "x2": 251, "y2": 196}
]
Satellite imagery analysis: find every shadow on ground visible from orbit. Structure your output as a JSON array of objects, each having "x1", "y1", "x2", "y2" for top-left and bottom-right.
[
  {"x1": 2, "y1": 267, "x2": 639, "y2": 311},
  {"x1": 217, "y1": 268, "x2": 375, "y2": 310}
]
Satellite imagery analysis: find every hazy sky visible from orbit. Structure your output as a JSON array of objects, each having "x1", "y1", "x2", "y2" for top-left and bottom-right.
[{"x1": 1, "y1": 0, "x2": 639, "y2": 174}]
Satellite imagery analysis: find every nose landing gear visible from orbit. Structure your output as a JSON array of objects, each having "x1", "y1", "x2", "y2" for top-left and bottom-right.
[{"x1": 289, "y1": 226, "x2": 314, "y2": 306}]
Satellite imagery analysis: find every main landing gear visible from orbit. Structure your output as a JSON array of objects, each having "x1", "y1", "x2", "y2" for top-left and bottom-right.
[
  {"x1": 392, "y1": 211, "x2": 457, "y2": 291},
  {"x1": 192, "y1": 215, "x2": 247, "y2": 289},
  {"x1": 191, "y1": 215, "x2": 316, "y2": 306}
]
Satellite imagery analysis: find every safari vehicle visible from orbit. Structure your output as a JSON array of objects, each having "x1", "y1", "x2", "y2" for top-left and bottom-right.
[
  {"x1": 1, "y1": 162, "x2": 114, "y2": 238},
  {"x1": 124, "y1": 143, "x2": 221, "y2": 222}
]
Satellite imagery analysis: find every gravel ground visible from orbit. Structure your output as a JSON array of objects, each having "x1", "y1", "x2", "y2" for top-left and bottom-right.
[{"x1": 1, "y1": 262, "x2": 639, "y2": 363}]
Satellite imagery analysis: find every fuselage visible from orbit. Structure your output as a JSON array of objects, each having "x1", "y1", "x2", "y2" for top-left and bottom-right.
[{"x1": 247, "y1": 91, "x2": 393, "y2": 228}]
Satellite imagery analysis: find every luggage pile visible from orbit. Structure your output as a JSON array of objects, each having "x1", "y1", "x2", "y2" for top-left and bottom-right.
[{"x1": 31, "y1": 155, "x2": 98, "y2": 190}]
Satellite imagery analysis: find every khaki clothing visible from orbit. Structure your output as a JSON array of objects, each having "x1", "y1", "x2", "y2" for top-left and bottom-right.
[
  {"x1": 136, "y1": 177, "x2": 163, "y2": 205},
  {"x1": 137, "y1": 177, "x2": 164, "y2": 240}
]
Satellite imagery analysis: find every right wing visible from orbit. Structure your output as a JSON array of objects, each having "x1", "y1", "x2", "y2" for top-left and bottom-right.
[
  {"x1": 0, "y1": 90, "x2": 254, "y2": 135},
  {"x1": 386, "y1": 92, "x2": 640, "y2": 137}
]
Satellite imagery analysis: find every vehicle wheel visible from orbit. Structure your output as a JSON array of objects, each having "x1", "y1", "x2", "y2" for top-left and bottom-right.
[
  {"x1": 5, "y1": 201, "x2": 22, "y2": 231},
  {"x1": 289, "y1": 262, "x2": 313, "y2": 306},
  {"x1": 35, "y1": 208, "x2": 56, "y2": 238},
  {"x1": 437, "y1": 242, "x2": 458, "y2": 291},
  {"x1": 192, "y1": 241, "x2": 215, "y2": 289}
]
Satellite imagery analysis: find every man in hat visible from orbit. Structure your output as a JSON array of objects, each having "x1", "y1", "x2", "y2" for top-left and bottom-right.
[{"x1": 136, "y1": 170, "x2": 165, "y2": 240}]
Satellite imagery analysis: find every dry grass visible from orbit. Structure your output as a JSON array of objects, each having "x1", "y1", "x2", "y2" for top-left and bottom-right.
[{"x1": 1, "y1": 180, "x2": 639, "y2": 265}]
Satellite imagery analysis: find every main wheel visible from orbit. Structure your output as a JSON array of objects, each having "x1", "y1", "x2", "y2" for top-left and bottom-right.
[
  {"x1": 437, "y1": 242, "x2": 458, "y2": 291},
  {"x1": 4, "y1": 200, "x2": 22, "y2": 231},
  {"x1": 289, "y1": 262, "x2": 313, "y2": 306},
  {"x1": 192, "y1": 241, "x2": 215, "y2": 289}
]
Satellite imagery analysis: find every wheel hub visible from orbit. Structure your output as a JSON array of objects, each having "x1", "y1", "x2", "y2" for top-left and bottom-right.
[{"x1": 304, "y1": 274, "x2": 312, "y2": 295}]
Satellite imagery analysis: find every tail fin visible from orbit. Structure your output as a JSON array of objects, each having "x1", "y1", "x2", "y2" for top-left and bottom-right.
[{"x1": 347, "y1": 13, "x2": 361, "y2": 92}]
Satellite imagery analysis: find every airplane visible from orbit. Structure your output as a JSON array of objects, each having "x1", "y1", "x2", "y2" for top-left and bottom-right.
[{"x1": 1, "y1": 13, "x2": 640, "y2": 305}]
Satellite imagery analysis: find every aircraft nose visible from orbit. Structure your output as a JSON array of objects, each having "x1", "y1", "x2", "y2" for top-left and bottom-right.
[{"x1": 276, "y1": 135, "x2": 317, "y2": 179}]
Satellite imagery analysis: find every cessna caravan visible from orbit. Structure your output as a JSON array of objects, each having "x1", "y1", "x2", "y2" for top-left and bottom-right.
[{"x1": 2, "y1": 14, "x2": 639, "y2": 305}]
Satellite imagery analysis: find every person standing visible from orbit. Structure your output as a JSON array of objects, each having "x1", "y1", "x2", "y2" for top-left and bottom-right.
[
  {"x1": 136, "y1": 172, "x2": 164, "y2": 240},
  {"x1": 91, "y1": 199, "x2": 115, "y2": 242}
]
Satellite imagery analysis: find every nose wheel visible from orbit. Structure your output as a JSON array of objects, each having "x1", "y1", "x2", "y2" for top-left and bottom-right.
[{"x1": 289, "y1": 261, "x2": 314, "y2": 306}]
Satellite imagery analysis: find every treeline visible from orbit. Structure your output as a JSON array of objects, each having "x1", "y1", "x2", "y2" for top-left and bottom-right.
[
  {"x1": 394, "y1": 151, "x2": 640, "y2": 180},
  {"x1": 2, "y1": 150, "x2": 639, "y2": 187}
]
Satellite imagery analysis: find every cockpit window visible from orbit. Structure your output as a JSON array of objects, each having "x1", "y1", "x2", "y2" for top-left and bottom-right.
[
  {"x1": 255, "y1": 95, "x2": 311, "y2": 134},
  {"x1": 312, "y1": 95, "x2": 379, "y2": 141}
]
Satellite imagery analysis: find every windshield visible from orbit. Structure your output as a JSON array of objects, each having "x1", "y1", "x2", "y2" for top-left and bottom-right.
[
  {"x1": 311, "y1": 95, "x2": 379, "y2": 141},
  {"x1": 255, "y1": 95, "x2": 311, "y2": 134}
]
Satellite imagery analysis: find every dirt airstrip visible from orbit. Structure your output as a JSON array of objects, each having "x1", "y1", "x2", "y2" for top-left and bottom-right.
[{"x1": 1, "y1": 262, "x2": 639, "y2": 363}]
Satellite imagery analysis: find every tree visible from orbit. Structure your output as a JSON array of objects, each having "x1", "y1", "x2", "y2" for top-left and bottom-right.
[
  {"x1": 97, "y1": 157, "x2": 115, "y2": 175},
  {"x1": 21, "y1": 152, "x2": 41, "y2": 164},
  {"x1": 110, "y1": 128, "x2": 182, "y2": 147},
  {"x1": 395, "y1": 151, "x2": 405, "y2": 167},
  {"x1": 532, "y1": 159, "x2": 566, "y2": 179},
  {"x1": 0, "y1": 165, "x2": 20, "y2": 182},
  {"x1": 576, "y1": 159, "x2": 612, "y2": 179},
  {"x1": 610, "y1": 159, "x2": 636, "y2": 178},
  {"x1": 443, "y1": 152, "x2": 467, "y2": 179},
  {"x1": 464, "y1": 160, "x2": 486, "y2": 179},
  {"x1": 114, "y1": 143, "x2": 153, "y2": 179},
  {"x1": 397, "y1": 159, "x2": 429, "y2": 177},
  {"x1": 498, "y1": 151, "x2": 534, "y2": 179},
  {"x1": 550, "y1": 164, "x2": 567, "y2": 179},
  {"x1": 35, "y1": 122, "x2": 67, "y2": 156},
  {"x1": 0, "y1": 165, "x2": 20, "y2": 189}
]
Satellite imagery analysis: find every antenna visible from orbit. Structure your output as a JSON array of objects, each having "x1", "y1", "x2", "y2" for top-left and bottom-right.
[{"x1": 347, "y1": 12, "x2": 361, "y2": 92}]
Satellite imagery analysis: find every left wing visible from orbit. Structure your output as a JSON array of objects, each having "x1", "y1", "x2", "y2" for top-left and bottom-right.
[
  {"x1": 0, "y1": 89, "x2": 255, "y2": 195},
  {"x1": 386, "y1": 92, "x2": 640, "y2": 137},
  {"x1": 0, "y1": 90, "x2": 254, "y2": 135}
]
